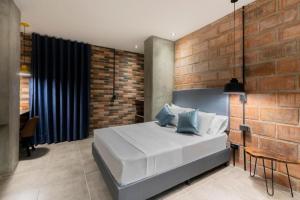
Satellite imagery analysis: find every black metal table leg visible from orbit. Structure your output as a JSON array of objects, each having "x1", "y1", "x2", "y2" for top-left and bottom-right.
[
  {"x1": 262, "y1": 159, "x2": 274, "y2": 196},
  {"x1": 230, "y1": 144, "x2": 239, "y2": 167},
  {"x1": 249, "y1": 156, "x2": 257, "y2": 177},
  {"x1": 233, "y1": 148, "x2": 236, "y2": 166},
  {"x1": 286, "y1": 163, "x2": 294, "y2": 197}
]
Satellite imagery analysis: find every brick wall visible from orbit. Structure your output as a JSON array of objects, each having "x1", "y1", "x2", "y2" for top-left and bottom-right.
[
  {"x1": 19, "y1": 34, "x2": 144, "y2": 132},
  {"x1": 90, "y1": 46, "x2": 144, "y2": 131},
  {"x1": 20, "y1": 34, "x2": 31, "y2": 113},
  {"x1": 175, "y1": 0, "x2": 300, "y2": 191}
]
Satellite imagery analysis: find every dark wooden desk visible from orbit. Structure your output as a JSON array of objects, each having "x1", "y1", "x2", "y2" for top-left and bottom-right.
[
  {"x1": 245, "y1": 147, "x2": 300, "y2": 197},
  {"x1": 20, "y1": 110, "x2": 29, "y2": 130}
]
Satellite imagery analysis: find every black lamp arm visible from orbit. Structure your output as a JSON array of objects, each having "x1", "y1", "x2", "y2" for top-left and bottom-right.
[
  {"x1": 112, "y1": 49, "x2": 117, "y2": 101},
  {"x1": 242, "y1": 6, "x2": 246, "y2": 86}
]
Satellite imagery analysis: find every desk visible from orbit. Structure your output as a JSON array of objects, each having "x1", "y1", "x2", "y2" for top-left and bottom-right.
[
  {"x1": 245, "y1": 147, "x2": 300, "y2": 197},
  {"x1": 20, "y1": 110, "x2": 29, "y2": 115},
  {"x1": 20, "y1": 110, "x2": 29, "y2": 130}
]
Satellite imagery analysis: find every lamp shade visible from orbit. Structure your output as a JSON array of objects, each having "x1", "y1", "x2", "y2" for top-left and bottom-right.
[
  {"x1": 19, "y1": 64, "x2": 31, "y2": 77},
  {"x1": 224, "y1": 78, "x2": 245, "y2": 94}
]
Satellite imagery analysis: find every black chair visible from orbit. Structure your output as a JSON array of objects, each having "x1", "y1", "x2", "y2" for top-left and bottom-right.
[{"x1": 20, "y1": 117, "x2": 39, "y2": 156}]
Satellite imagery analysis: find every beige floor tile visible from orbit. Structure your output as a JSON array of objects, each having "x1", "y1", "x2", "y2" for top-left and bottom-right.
[
  {"x1": 156, "y1": 166, "x2": 300, "y2": 200},
  {"x1": 2, "y1": 138, "x2": 299, "y2": 200},
  {"x1": 82, "y1": 157, "x2": 98, "y2": 174},
  {"x1": 47, "y1": 150, "x2": 82, "y2": 169},
  {"x1": 46, "y1": 141, "x2": 77, "y2": 153},
  {"x1": 85, "y1": 171, "x2": 112, "y2": 200},
  {"x1": 79, "y1": 146, "x2": 98, "y2": 174},
  {"x1": 0, "y1": 169, "x2": 45, "y2": 195},
  {"x1": 80, "y1": 147, "x2": 93, "y2": 161},
  {"x1": 38, "y1": 176, "x2": 90, "y2": 200},
  {"x1": 14, "y1": 152, "x2": 50, "y2": 175},
  {"x1": 48, "y1": 146, "x2": 80, "y2": 158},
  {"x1": 75, "y1": 137, "x2": 93, "y2": 151},
  {"x1": 43, "y1": 162, "x2": 85, "y2": 186},
  {"x1": 0, "y1": 189, "x2": 39, "y2": 200}
]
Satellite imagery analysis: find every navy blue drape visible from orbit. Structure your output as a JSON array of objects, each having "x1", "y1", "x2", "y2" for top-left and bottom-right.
[{"x1": 30, "y1": 33, "x2": 90, "y2": 144}]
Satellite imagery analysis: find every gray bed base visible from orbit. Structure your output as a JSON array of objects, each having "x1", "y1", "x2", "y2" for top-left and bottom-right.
[{"x1": 92, "y1": 143, "x2": 230, "y2": 200}]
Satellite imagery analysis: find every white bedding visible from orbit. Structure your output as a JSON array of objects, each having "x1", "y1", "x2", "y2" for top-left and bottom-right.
[{"x1": 94, "y1": 122, "x2": 227, "y2": 186}]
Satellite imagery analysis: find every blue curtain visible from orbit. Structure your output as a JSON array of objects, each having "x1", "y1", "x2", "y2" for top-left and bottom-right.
[{"x1": 30, "y1": 33, "x2": 90, "y2": 144}]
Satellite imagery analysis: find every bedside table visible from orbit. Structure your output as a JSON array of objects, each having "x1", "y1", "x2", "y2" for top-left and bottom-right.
[{"x1": 246, "y1": 147, "x2": 300, "y2": 197}]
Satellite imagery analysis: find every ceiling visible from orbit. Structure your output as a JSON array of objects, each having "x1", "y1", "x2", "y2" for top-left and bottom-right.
[{"x1": 14, "y1": 0, "x2": 255, "y2": 53}]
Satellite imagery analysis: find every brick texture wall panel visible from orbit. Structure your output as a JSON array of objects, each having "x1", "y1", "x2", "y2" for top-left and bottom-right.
[
  {"x1": 246, "y1": 120, "x2": 276, "y2": 137},
  {"x1": 175, "y1": 0, "x2": 300, "y2": 190},
  {"x1": 277, "y1": 125, "x2": 300, "y2": 143},
  {"x1": 259, "y1": 137, "x2": 298, "y2": 160},
  {"x1": 278, "y1": 162, "x2": 300, "y2": 179},
  {"x1": 258, "y1": 75, "x2": 297, "y2": 91},
  {"x1": 278, "y1": 93, "x2": 300, "y2": 107},
  {"x1": 279, "y1": 0, "x2": 300, "y2": 10},
  {"x1": 90, "y1": 47, "x2": 144, "y2": 132},
  {"x1": 20, "y1": 34, "x2": 31, "y2": 113}
]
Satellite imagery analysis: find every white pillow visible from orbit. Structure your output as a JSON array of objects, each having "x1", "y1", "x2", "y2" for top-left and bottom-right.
[
  {"x1": 170, "y1": 104, "x2": 194, "y2": 112},
  {"x1": 168, "y1": 104, "x2": 194, "y2": 126},
  {"x1": 197, "y1": 111, "x2": 216, "y2": 135},
  {"x1": 207, "y1": 115, "x2": 228, "y2": 135}
]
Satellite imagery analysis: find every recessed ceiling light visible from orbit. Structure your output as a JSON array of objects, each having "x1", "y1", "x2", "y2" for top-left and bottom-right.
[
  {"x1": 134, "y1": 45, "x2": 138, "y2": 49},
  {"x1": 171, "y1": 32, "x2": 176, "y2": 37}
]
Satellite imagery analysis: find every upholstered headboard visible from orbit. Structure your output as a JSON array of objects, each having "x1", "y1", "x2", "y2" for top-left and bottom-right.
[{"x1": 172, "y1": 88, "x2": 229, "y2": 116}]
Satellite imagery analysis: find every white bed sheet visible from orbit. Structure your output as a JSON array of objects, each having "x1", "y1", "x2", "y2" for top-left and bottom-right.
[{"x1": 94, "y1": 121, "x2": 227, "y2": 186}]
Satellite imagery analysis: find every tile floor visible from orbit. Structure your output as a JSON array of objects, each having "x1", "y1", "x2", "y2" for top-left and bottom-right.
[{"x1": 0, "y1": 137, "x2": 299, "y2": 200}]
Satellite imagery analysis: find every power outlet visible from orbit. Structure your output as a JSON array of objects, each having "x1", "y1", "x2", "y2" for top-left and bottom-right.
[{"x1": 240, "y1": 124, "x2": 251, "y2": 132}]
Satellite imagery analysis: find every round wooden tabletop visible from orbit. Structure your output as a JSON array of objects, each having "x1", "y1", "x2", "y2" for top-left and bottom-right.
[{"x1": 245, "y1": 147, "x2": 300, "y2": 164}]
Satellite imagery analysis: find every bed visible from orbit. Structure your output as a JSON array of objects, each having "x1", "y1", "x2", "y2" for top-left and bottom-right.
[{"x1": 92, "y1": 88, "x2": 230, "y2": 200}]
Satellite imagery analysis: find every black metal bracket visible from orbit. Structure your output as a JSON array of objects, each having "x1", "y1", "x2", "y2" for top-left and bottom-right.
[
  {"x1": 239, "y1": 93, "x2": 247, "y2": 103},
  {"x1": 240, "y1": 124, "x2": 250, "y2": 132}
]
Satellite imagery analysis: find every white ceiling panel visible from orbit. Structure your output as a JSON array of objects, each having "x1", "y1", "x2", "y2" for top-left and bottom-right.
[{"x1": 14, "y1": 0, "x2": 255, "y2": 53}]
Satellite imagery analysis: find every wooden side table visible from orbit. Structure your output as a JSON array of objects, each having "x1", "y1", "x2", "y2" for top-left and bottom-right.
[{"x1": 245, "y1": 147, "x2": 300, "y2": 197}]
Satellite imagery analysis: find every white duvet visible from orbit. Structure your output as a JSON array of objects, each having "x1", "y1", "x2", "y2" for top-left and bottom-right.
[
  {"x1": 112, "y1": 123, "x2": 183, "y2": 177},
  {"x1": 94, "y1": 122, "x2": 227, "y2": 186}
]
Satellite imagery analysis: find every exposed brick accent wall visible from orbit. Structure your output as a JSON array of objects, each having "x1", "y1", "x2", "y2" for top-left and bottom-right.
[
  {"x1": 19, "y1": 35, "x2": 144, "y2": 132},
  {"x1": 175, "y1": 0, "x2": 300, "y2": 191},
  {"x1": 90, "y1": 46, "x2": 144, "y2": 131},
  {"x1": 20, "y1": 34, "x2": 31, "y2": 113}
]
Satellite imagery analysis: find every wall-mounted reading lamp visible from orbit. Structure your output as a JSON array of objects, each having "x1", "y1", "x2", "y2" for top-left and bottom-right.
[{"x1": 224, "y1": 0, "x2": 248, "y2": 171}]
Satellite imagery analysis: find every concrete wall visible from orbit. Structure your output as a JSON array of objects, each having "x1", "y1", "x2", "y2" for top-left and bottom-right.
[
  {"x1": 144, "y1": 36, "x2": 174, "y2": 121},
  {"x1": 0, "y1": 0, "x2": 20, "y2": 174}
]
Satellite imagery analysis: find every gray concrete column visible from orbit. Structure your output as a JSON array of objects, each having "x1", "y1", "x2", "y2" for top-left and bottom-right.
[
  {"x1": 144, "y1": 36, "x2": 174, "y2": 121},
  {"x1": 0, "y1": 0, "x2": 20, "y2": 174}
]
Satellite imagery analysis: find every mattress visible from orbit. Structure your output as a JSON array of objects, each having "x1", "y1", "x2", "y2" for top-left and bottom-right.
[{"x1": 93, "y1": 121, "x2": 227, "y2": 186}]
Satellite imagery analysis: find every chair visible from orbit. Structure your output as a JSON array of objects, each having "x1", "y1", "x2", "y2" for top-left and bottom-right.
[{"x1": 20, "y1": 116, "x2": 39, "y2": 157}]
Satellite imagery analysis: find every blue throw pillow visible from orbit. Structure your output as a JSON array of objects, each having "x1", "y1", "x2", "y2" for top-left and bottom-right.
[
  {"x1": 155, "y1": 105, "x2": 175, "y2": 126},
  {"x1": 177, "y1": 110, "x2": 199, "y2": 134}
]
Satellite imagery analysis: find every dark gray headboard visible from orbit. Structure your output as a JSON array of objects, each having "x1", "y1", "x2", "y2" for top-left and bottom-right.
[{"x1": 172, "y1": 88, "x2": 229, "y2": 116}]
